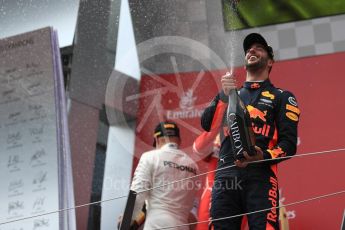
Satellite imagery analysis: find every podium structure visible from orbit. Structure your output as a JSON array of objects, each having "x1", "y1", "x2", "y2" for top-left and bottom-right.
[{"x1": 0, "y1": 27, "x2": 75, "y2": 230}]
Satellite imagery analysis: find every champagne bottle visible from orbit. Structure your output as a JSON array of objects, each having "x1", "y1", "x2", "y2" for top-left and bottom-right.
[{"x1": 227, "y1": 88, "x2": 256, "y2": 160}]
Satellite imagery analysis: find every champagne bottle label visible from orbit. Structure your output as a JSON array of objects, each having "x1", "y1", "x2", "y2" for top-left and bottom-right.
[{"x1": 227, "y1": 89, "x2": 256, "y2": 159}]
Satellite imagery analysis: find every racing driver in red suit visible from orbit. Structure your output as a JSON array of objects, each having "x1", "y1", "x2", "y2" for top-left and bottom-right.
[{"x1": 201, "y1": 33, "x2": 300, "y2": 230}]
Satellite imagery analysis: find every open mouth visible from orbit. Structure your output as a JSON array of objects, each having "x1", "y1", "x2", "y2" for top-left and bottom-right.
[{"x1": 248, "y1": 55, "x2": 258, "y2": 61}]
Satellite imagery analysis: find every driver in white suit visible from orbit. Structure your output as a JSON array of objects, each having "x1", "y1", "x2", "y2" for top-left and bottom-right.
[{"x1": 130, "y1": 121, "x2": 199, "y2": 230}]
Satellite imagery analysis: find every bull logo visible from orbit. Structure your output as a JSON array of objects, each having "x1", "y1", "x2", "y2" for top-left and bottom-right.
[
  {"x1": 250, "y1": 83, "x2": 260, "y2": 89},
  {"x1": 247, "y1": 105, "x2": 267, "y2": 122}
]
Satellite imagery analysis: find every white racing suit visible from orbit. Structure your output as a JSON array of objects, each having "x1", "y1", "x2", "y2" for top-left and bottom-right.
[{"x1": 131, "y1": 143, "x2": 199, "y2": 230}]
